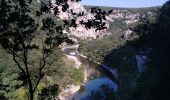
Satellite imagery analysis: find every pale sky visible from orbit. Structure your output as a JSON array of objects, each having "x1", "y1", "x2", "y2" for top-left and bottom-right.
[{"x1": 80, "y1": 0, "x2": 168, "y2": 8}]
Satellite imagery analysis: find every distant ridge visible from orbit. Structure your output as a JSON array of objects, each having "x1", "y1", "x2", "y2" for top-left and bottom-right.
[
  {"x1": 83, "y1": 5, "x2": 161, "y2": 13},
  {"x1": 83, "y1": 5, "x2": 161, "y2": 9}
]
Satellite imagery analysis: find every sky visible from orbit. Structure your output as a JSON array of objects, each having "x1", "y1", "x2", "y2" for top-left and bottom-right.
[{"x1": 80, "y1": 0, "x2": 168, "y2": 8}]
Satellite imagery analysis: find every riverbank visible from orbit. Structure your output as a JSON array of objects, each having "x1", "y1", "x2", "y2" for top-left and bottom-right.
[
  {"x1": 66, "y1": 55, "x2": 81, "y2": 69},
  {"x1": 58, "y1": 45, "x2": 87, "y2": 99},
  {"x1": 58, "y1": 84, "x2": 80, "y2": 100}
]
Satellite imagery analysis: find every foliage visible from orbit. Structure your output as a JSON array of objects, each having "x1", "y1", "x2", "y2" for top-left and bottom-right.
[
  {"x1": 48, "y1": 57, "x2": 84, "y2": 87},
  {"x1": 0, "y1": 0, "x2": 83, "y2": 99},
  {"x1": 71, "y1": 65, "x2": 84, "y2": 84},
  {"x1": 17, "y1": 87, "x2": 28, "y2": 100},
  {"x1": 79, "y1": 36, "x2": 126, "y2": 63},
  {"x1": 0, "y1": 0, "x2": 70, "y2": 99},
  {"x1": 0, "y1": 46, "x2": 84, "y2": 99},
  {"x1": 38, "y1": 84, "x2": 59, "y2": 100}
]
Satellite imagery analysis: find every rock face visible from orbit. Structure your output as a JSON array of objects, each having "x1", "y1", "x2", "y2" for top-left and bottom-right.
[
  {"x1": 108, "y1": 9, "x2": 141, "y2": 24},
  {"x1": 51, "y1": 0, "x2": 110, "y2": 39},
  {"x1": 123, "y1": 29, "x2": 133, "y2": 39},
  {"x1": 51, "y1": 0, "x2": 86, "y2": 20},
  {"x1": 136, "y1": 54, "x2": 147, "y2": 73},
  {"x1": 37, "y1": 0, "x2": 40, "y2": 3}
]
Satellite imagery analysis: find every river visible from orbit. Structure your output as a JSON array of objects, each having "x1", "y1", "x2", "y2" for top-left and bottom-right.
[{"x1": 62, "y1": 45, "x2": 119, "y2": 100}]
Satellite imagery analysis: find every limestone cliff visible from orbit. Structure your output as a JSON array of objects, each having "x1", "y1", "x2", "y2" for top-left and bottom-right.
[{"x1": 49, "y1": 0, "x2": 158, "y2": 40}]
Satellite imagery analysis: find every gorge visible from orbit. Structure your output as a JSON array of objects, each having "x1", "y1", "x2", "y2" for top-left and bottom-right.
[{"x1": 1, "y1": 0, "x2": 169, "y2": 100}]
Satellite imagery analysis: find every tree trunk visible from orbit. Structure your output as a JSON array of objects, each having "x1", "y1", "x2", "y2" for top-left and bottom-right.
[
  {"x1": 29, "y1": 91, "x2": 34, "y2": 100},
  {"x1": 28, "y1": 76, "x2": 34, "y2": 100}
]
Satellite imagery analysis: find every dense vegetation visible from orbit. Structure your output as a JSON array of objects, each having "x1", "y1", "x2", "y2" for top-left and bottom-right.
[
  {"x1": 79, "y1": 36, "x2": 125, "y2": 63},
  {"x1": 0, "y1": 45, "x2": 84, "y2": 99}
]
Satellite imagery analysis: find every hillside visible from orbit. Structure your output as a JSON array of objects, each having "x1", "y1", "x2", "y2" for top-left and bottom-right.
[
  {"x1": 84, "y1": 5, "x2": 160, "y2": 37},
  {"x1": 79, "y1": 5, "x2": 160, "y2": 63}
]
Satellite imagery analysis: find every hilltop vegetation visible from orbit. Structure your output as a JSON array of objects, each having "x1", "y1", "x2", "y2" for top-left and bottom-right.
[{"x1": 84, "y1": 5, "x2": 160, "y2": 13}]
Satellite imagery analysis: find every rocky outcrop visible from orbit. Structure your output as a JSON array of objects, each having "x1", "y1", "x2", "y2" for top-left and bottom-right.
[
  {"x1": 51, "y1": 0, "x2": 110, "y2": 40},
  {"x1": 109, "y1": 10, "x2": 140, "y2": 23},
  {"x1": 37, "y1": 0, "x2": 40, "y2": 3},
  {"x1": 136, "y1": 54, "x2": 147, "y2": 73},
  {"x1": 123, "y1": 29, "x2": 133, "y2": 39}
]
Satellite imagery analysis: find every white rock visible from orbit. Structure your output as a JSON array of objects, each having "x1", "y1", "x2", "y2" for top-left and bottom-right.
[{"x1": 123, "y1": 29, "x2": 133, "y2": 39}]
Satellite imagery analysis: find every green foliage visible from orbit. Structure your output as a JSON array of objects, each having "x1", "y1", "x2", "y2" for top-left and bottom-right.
[
  {"x1": 71, "y1": 65, "x2": 84, "y2": 84},
  {"x1": 0, "y1": 72, "x2": 23, "y2": 100},
  {"x1": 0, "y1": 47, "x2": 23, "y2": 99},
  {"x1": 47, "y1": 57, "x2": 84, "y2": 88},
  {"x1": 16, "y1": 87, "x2": 28, "y2": 100},
  {"x1": 79, "y1": 36, "x2": 125, "y2": 63},
  {"x1": 0, "y1": 42, "x2": 84, "y2": 99},
  {"x1": 0, "y1": 47, "x2": 84, "y2": 99},
  {"x1": 0, "y1": 0, "x2": 69, "y2": 99},
  {"x1": 38, "y1": 84, "x2": 59, "y2": 100}
]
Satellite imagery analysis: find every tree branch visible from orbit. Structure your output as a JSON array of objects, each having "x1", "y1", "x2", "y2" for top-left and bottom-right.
[{"x1": 12, "y1": 48, "x2": 26, "y2": 77}]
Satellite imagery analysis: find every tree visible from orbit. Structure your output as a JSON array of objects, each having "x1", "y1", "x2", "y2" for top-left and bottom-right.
[
  {"x1": 0, "y1": 0, "x2": 69, "y2": 99},
  {"x1": 0, "y1": 0, "x2": 111, "y2": 99}
]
